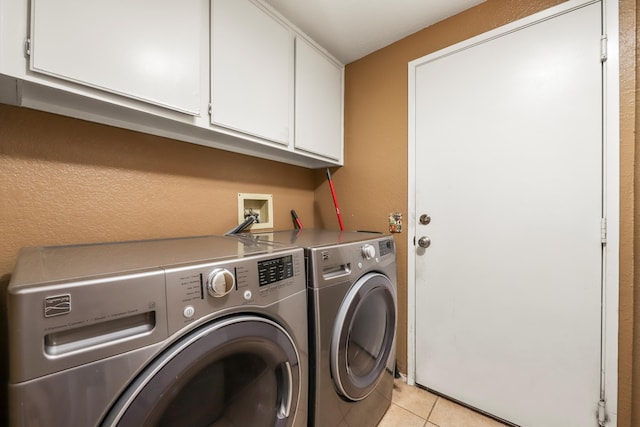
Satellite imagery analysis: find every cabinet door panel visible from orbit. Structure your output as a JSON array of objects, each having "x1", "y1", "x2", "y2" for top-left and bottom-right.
[
  {"x1": 295, "y1": 38, "x2": 342, "y2": 161},
  {"x1": 30, "y1": 0, "x2": 202, "y2": 115},
  {"x1": 211, "y1": 0, "x2": 292, "y2": 145}
]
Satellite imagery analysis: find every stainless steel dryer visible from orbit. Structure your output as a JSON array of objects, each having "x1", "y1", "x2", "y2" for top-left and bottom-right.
[
  {"x1": 245, "y1": 229, "x2": 397, "y2": 427},
  {"x1": 7, "y1": 235, "x2": 308, "y2": 427}
]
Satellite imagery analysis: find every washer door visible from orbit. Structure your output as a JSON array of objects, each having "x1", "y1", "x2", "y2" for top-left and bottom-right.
[
  {"x1": 102, "y1": 316, "x2": 301, "y2": 427},
  {"x1": 330, "y1": 272, "x2": 397, "y2": 401}
]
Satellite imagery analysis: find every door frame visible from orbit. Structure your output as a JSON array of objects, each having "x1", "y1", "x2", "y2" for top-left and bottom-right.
[{"x1": 406, "y1": 0, "x2": 620, "y2": 424}]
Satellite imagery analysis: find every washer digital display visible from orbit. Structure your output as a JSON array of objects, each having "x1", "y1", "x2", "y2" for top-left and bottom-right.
[
  {"x1": 258, "y1": 255, "x2": 294, "y2": 286},
  {"x1": 379, "y1": 239, "x2": 394, "y2": 257}
]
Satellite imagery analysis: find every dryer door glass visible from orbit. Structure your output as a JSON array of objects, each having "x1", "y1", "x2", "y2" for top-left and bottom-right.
[
  {"x1": 102, "y1": 316, "x2": 300, "y2": 427},
  {"x1": 330, "y1": 272, "x2": 397, "y2": 401}
]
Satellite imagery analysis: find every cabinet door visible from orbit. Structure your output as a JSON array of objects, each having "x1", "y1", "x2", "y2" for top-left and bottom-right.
[
  {"x1": 211, "y1": 0, "x2": 293, "y2": 145},
  {"x1": 295, "y1": 38, "x2": 343, "y2": 161},
  {"x1": 30, "y1": 0, "x2": 202, "y2": 115}
]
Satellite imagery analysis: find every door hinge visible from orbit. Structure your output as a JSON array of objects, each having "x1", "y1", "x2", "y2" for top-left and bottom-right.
[
  {"x1": 600, "y1": 34, "x2": 608, "y2": 63},
  {"x1": 24, "y1": 38, "x2": 31, "y2": 57},
  {"x1": 600, "y1": 218, "x2": 607, "y2": 244},
  {"x1": 208, "y1": 103, "x2": 212, "y2": 116},
  {"x1": 597, "y1": 399, "x2": 606, "y2": 426}
]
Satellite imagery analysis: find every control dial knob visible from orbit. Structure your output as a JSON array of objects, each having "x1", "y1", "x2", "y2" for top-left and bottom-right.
[
  {"x1": 207, "y1": 268, "x2": 235, "y2": 297},
  {"x1": 361, "y1": 244, "x2": 376, "y2": 260}
]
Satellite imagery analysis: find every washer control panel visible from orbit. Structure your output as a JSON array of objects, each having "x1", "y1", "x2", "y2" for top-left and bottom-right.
[
  {"x1": 258, "y1": 255, "x2": 294, "y2": 286},
  {"x1": 206, "y1": 268, "x2": 235, "y2": 297},
  {"x1": 164, "y1": 248, "x2": 304, "y2": 334}
]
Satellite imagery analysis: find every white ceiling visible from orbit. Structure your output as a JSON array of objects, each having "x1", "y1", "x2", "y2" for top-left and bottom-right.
[{"x1": 263, "y1": 0, "x2": 486, "y2": 64}]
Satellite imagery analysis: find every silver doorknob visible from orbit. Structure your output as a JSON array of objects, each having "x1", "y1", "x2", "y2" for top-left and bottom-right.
[
  {"x1": 419, "y1": 214, "x2": 431, "y2": 225},
  {"x1": 417, "y1": 236, "x2": 431, "y2": 248}
]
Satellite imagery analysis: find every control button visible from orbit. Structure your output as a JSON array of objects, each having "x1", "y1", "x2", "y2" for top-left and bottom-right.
[
  {"x1": 361, "y1": 244, "x2": 376, "y2": 260},
  {"x1": 207, "y1": 269, "x2": 235, "y2": 298},
  {"x1": 183, "y1": 305, "x2": 195, "y2": 318},
  {"x1": 243, "y1": 290, "x2": 252, "y2": 301},
  {"x1": 357, "y1": 262, "x2": 363, "y2": 269}
]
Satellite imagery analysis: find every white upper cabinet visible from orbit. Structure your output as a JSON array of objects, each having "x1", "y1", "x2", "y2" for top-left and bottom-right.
[
  {"x1": 30, "y1": 0, "x2": 202, "y2": 115},
  {"x1": 211, "y1": 0, "x2": 293, "y2": 145},
  {"x1": 0, "y1": 0, "x2": 342, "y2": 168},
  {"x1": 294, "y1": 37, "x2": 343, "y2": 161}
]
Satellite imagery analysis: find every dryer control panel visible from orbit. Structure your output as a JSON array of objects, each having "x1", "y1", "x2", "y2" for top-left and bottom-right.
[{"x1": 164, "y1": 248, "x2": 305, "y2": 335}]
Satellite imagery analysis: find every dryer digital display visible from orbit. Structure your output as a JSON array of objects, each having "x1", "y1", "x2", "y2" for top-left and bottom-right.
[{"x1": 258, "y1": 255, "x2": 294, "y2": 286}]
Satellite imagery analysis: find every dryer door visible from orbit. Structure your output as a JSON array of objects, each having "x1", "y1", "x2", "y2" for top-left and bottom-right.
[
  {"x1": 102, "y1": 316, "x2": 301, "y2": 427},
  {"x1": 330, "y1": 272, "x2": 397, "y2": 401}
]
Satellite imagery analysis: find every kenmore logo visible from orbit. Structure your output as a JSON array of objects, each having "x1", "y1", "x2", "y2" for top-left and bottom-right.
[{"x1": 44, "y1": 294, "x2": 71, "y2": 317}]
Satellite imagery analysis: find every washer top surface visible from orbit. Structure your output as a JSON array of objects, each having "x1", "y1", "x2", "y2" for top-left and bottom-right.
[
  {"x1": 242, "y1": 229, "x2": 388, "y2": 249},
  {"x1": 10, "y1": 234, "x2": 298, "y2": 288}
]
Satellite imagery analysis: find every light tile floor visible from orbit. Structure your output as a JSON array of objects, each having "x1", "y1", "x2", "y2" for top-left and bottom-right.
[{"x1": 378, "y1": 379, "x2": 510, "y2": 427}]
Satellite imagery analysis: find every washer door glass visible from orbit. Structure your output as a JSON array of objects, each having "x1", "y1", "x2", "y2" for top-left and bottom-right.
[
  {"x1": 102, "y1": 316, "x2": 300, "y2": 427},
  {"x1": 330, "y1": 272, "x2": 397, "y2": 401}
]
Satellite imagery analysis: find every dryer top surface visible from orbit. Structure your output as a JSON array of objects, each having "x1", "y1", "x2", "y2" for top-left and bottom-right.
[{"x1": 10, "y1": 235, "x2": 299, "y2": 288}]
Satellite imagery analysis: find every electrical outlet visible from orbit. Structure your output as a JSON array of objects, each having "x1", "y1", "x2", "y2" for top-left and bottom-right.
[{"x1": 238, "y1": 193, "x2": 273, "y2": 230}]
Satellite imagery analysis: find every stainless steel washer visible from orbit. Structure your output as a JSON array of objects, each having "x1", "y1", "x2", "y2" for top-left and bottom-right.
[
  {"x1": 243, "y1": 229, "x2": 397, "y2": 427},
  {"x1": 7, "y1": 235, "x2": 308, "y2": 427}
]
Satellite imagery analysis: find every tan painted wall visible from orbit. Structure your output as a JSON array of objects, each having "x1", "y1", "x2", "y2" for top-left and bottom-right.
[
  {"x1": 0, "y1": 105, "x2": 317, "y2": 280},
  {"x1": 324, "y1": 0, "x2": 638, "y2": 425},
  {"x1": 619, "y1": 1, "x2": 637, "y2": 426}
]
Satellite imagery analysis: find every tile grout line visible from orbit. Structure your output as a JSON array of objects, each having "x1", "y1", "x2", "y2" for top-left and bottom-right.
[
  {"x1": 381, "y1": 402, "x2": 427, "y2": 427},
  {"x1": 390, "y1": 394, "x2": 440, "y2": 425},
  {"x1": 425, "y1": 396, "x2": 439, "y2": 424},
  {"x1": 392, "y1": 400, "x2": 431, "y2": 422},
  {"x1": 391, "y1": 382, "x2": 440, "y2": 423},
  {"x1": 393, "y1": 402, "x2": 428, "y2": 425}
]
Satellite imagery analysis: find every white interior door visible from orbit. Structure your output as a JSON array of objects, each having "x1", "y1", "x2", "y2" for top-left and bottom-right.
[{"x1": 412, "y1": 2, "x2": 603, "y2": 426}]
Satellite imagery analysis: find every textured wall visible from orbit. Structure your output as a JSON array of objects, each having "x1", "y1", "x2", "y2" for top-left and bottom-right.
[
  {"x1": 327, "y1": 0, "x2": 637, "y2": 425},
  {"x1": 0, "y1": 105, "x2": 317, "y2": 279},
  {"x1": 626, "y1": 0, "x2": 639, "y2": 425},
  {"x1": 619, "y1": 1, "x2": 637, "y2": 426}
]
